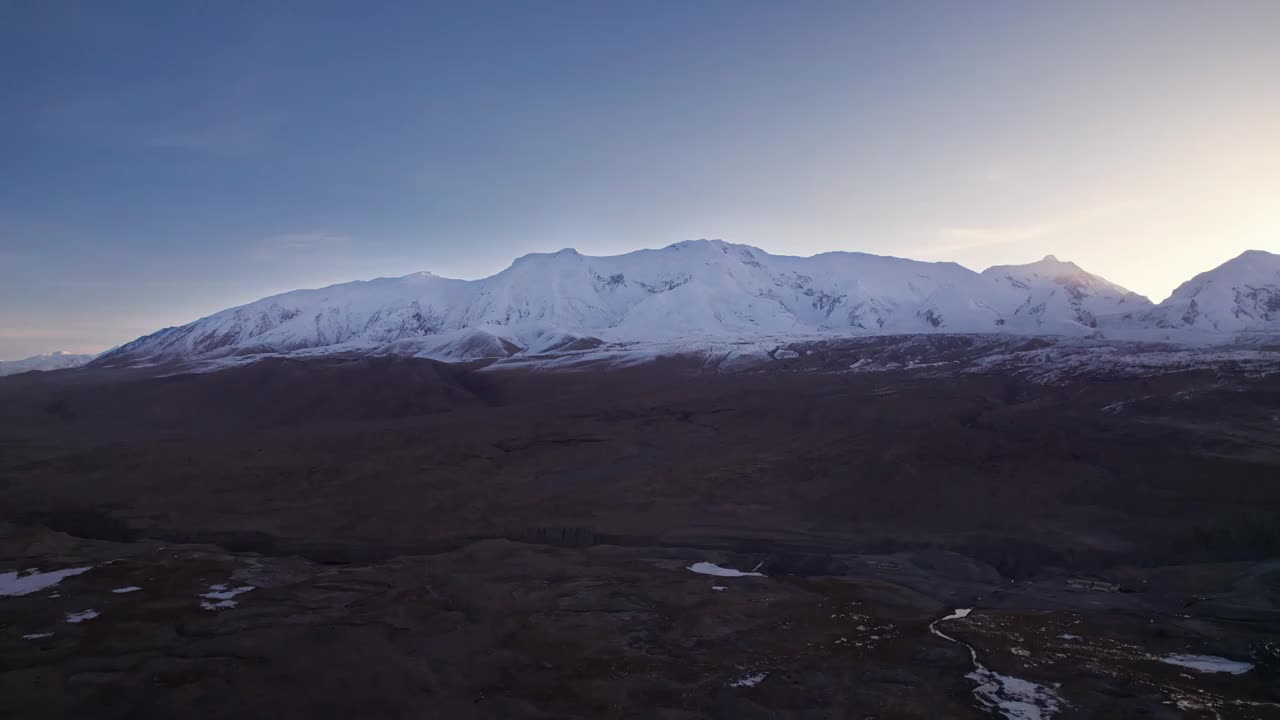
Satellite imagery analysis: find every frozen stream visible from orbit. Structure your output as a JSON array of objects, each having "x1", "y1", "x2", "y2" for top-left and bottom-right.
[{"x1": 928, "y1": 608, "x2": 1065, "y2": 720}]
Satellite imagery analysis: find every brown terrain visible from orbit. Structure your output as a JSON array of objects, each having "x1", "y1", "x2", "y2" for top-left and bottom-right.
[{"x1": 1, "y1": 340, "x2": 1278, "y2": 718}]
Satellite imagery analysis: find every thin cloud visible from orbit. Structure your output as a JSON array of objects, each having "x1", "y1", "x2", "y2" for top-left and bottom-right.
[
  {"x1": 919, "y1": 201, "x2": 1135, "y2": 255},
  {"x1": 926, "y1": 222, "x2": 1060, "y2": 254}
]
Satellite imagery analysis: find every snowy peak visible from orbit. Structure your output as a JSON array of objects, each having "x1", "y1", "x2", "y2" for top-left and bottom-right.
[
  {"x1": 89, "y1": 243, "x2": 1277, "y2": 369},
  {"x1": 1142, "y1": 249, "x2": 1280, "y2": 332},
  {"x1": 0, "y1": 351, "x2": 96, "y2": 377},
  {"x1": 1190, "y1": 249, "x2": 1280, "y2": 282},
  {"x1": 980, "y1": 256, "x2": 1151, "y2": 331},
  {"x1": 95, "y1": 240, "x2": 1024, "y2": 366},
  {"x1": 984, "y1": 255, "x2": 1142, "y2": 297}
]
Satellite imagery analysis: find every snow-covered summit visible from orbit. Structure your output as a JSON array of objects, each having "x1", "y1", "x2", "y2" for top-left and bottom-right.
[
  {"x1": 1140, "y1": 249, "x2": 1280, "y2": 333},
  {"x1": 0, "y1": 351, "x2": 96, "y2": 377},
  {"x1": 90, "y1": 242, "x2": 1276, "y2": 368},
  {"x1": 982, "y1": 254, "x2": 1152, "y2": 331}
]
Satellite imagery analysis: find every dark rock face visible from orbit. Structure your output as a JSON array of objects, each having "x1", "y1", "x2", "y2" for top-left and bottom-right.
[{"x1": 1181, "y1": 298, "x2": 1201, "y2": 326}]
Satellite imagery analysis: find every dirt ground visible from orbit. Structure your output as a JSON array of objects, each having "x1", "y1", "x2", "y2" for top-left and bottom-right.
[{"x1": 2, "y1": 348, "x2": 1278, "y2": 718}]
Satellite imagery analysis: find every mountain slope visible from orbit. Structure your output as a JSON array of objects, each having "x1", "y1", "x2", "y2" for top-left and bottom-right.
[
  {"x1": 0, "y1": 351, "x2": 95, "y2": 377},
  {"x1": 1140, "y1": 250, "x2": 1280, "y2": 333},
  {"x1": 88, "y1": 241, "x2": 1011, "y2": 366},
  {"x1": 982, "y1": 255, "x2": 1152, "y2": 331},
  {"x1": 91, "y1": 241, "x2": 1268, "y2": 368}
]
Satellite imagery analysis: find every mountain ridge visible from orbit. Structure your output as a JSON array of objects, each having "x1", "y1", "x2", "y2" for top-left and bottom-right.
[
  {"x1": 91, "y1": 242, "x2": 1279, "y2": 368},
  {"x1": 0, "y1": 351, "x2": 96, "y2": 376}
]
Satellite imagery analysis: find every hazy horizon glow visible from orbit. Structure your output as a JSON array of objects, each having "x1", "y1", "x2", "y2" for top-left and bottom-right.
[{"x1": 2, "y1": 1, "x2": 1278, "y2": 359}]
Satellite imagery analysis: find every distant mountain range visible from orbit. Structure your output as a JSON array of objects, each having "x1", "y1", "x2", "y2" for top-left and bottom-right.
[
  {"x1": 0, "y1": 351, "x2": 95, "y2": 377},
  {"x1": 91, "y1": 243, "x2": 1279, "y2": 368}
]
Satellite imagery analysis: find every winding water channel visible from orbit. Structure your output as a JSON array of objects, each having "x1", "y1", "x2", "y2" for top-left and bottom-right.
[{"x1": 928, "y1": 608, "x2": 1065, "y2": 720}]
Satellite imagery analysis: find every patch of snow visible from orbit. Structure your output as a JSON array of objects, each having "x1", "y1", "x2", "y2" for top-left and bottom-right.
[
  {"x1": 687, "y1": 562, "x2": 764, "y2": 578},
  {"x1": 941, "y1": 608, "x2": 973, "y2": 621},
  {"x1": 111, "y1": 586, "x2": 142, "y2": 594},
  {"x1": 712, "y1": 585, "x2": 728, "y2": 591},
  {"x1": 65, "y1": 609, "x2": 99, "y2": 623},
  {"x1": 200, "y1": 583, "x2": 255, "y2": 600},
  {"x1": 715, "y1": 345, "x2": 775, "y2": 373},
  {"x1": 730, "y1": 671, "x2": 768, "y2": 688},
  {"x1": 22, "y1": 632, "x2": 53, "y2": 640},
  {"x1": 1058, "y1": 634, "x2": 1080, "y2": 640},
  {"x1": 198, "y1": 583, "x2": 254, "y2": 610},
  {"x1": 0, "y1": 566, "x2": 93, "y2": 597},
  {"x1": 1160, "y1": 654, "x2": 1253, "y2": 675},
  {"x1": 968, "y1": 667, "x2": 1064, "y2": 720}
]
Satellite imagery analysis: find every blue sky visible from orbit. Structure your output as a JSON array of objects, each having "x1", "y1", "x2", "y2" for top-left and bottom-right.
[{"x1": 2, "y1": 1, "x2": 1279, "y2": 358}]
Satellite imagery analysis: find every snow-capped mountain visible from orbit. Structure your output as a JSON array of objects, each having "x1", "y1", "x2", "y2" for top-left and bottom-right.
[
  {"x1": 94, "y1": 240, "x2": 1164, "y2": 368},
  {"x1": 0, "y1": 351, "x2": 96, "y2": 377},
  {"x1": 981, "y1": 255, "x2": 1152, "y2": 330},
  {"x1": 1139, "y1": 250, "x2": 1280, "y2": 333}
]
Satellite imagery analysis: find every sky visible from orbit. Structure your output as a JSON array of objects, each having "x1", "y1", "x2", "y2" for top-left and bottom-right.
[{"x1": 2, "y1": 1, "x2": 1279, "y2": 359}]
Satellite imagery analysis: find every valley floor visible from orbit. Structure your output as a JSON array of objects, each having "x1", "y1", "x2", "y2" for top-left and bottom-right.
[{"x1": 1, "y1": 341, "x2": 1278, "y2": 718}]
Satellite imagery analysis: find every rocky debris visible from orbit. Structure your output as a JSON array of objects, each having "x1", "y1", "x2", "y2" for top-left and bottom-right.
[{"x1": 2, "y1": 530, "x2": 1278, "y2": 719}]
